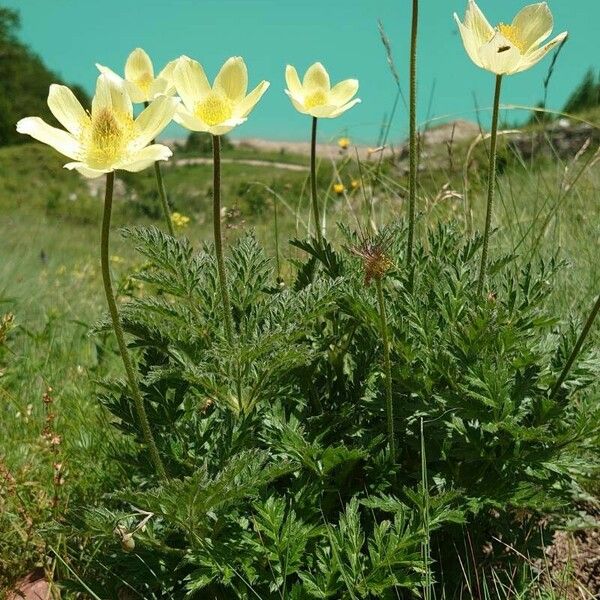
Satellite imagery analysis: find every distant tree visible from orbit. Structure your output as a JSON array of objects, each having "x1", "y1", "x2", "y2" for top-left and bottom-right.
[
  {"x1": 562, "y1": 68, "x2": 600, "y2": 115},
  {"x1": 0, "y1": 8, "x2": 89, "y2": 146}
]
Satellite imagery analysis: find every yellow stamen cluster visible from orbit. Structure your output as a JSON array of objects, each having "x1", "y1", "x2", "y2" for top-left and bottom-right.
[
  {"x1": 497, "y1": 23, "x2": 527, "y2": 53},
  {"x1": 195, "y1": 93, "x2": 233, "y2": 126},
  {"x1": 85, "y1": 108, "x2": 134, "y2": 169},
  {"x1": 304, "y1": 90, "x2": 328, "y2": 109}
]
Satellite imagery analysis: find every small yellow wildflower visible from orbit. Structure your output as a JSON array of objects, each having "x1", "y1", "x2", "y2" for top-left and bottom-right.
[
  {"x1": 333, "y1": 183, "x2": 346, "y2": 195},
  {"x1": 171, "y1": 212, "x2": 190, "y2": 229},
  {"x1": 338, "y1": 137, "x2": 351, "y2": 150},
  {"x1": 110, "y1": 255, "x2": 125, "y2": 264},
  {"x1": 350, "y1": 179, "x2": 360, "y2": 190}
]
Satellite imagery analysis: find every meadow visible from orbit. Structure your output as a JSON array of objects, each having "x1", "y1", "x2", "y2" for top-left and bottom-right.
[{"x1": 1, "y1": 2, "x2": 600, "y2": 598}]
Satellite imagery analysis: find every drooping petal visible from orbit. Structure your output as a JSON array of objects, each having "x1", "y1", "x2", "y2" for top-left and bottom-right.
[
  {"x1": 214, "y1": 56, "x2": 248, "y2": 102},
  {"x1": 63, "y1": 161, "x2": 109, "y2": 178},
  {"x1": 115, "y1": 144, "x2": 172, "y2": 172},
  {"x1": 173, "y1": 105, "x2": 210, "y2": 132},
  {"x1": 303, "y1": 62, "x2": 330, "y2": 92},
  {"x1": 515, "y1": 31, "x2": 568, "y2": 73},
  {"x1": 329, "y1": 98, "x2": 362, "y2": 118},
  {"x1": 125, "y1": 48, "x2": 154, "y2": 83},
  {"x1": 16, "y1": 117, "x2": 81, "y2": 160},
  {"x1": 47, "y1": 84, "x2": 88, "y2": 136},
  {"x1": 132, "y1": 95, "x2": 180, "y2": 148},
  {"x1": 329, "y1": 79, "x2": 359, "y2": 107},
  {"x1": 234, "y1": 81, "x2": 270, "y2": 118},
  {"x1": 285, "y1": 65, "x2": 303, "y2": 96},
  {"x1": 454, "y1": 14, "x2": 484, "y2": 68},
  {"x1": 173, "y1": 56, "x2": 211, "y2": 111},
  {"x1": 92, "y1": 73, "x2": 133, "y2": 118},
  {"x1": 511, "y1": 2, "x2": 553, "y2": 51},
  {"x1": 205, "y1": 118, "x2": 246, "y2": 136},
  {"x1": 463, "y1": 0, "x2": 494, "y2": 46},
  {"x1": 477, "y1": 31, "x2": 522, "y2": 75}
]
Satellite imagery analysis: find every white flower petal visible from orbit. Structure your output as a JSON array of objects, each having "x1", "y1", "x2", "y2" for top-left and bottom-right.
[
  {"x1": 133, "y1": 95, "x2": 180, "y2": 148},
  {"x1": 214, "y1": 56, "x2": 248, "y2": 102},
  {"x1": 92, "y1": 73, "x2": 133, "y2": 118},
  {"x1": 303, "y1": 62, "x2": 330, "y2": 92},
  {"x1": 515, "y1": 31, "x2": 568, "y2": 73},
  {"x1": 329, "y1": 98, "x2": 362, "y2": 118},
  {"x1": 285, "y1": 65, "x2": 303, "y2": 96},
  {"x1": 173, "y1": 105, "x2": 210, "y2": 132},
  {"x1": 286, "y1": 92, "x2": 310, "y2": 115},
  {"x1": 173, "y1": 56, "x2": 211, "y2": 112},
  {"x1": 47, "y1": 84, "x2": 88, "y2": 135},
  {"x1": 329, "y1": 79, "x2": 359, "y2": 107},
  {"x1": 511, "y1": 2, "x2": 553, "y2": 51},
  {"x1": 477, "y1": 32, "x2": 522, "y2": 75},
  {"x1": 64, "y1": 162, "x2": 109, "y2": 178},
  {"x1": 464, "y1": 0, "x2": 494, "y2": 46},
  {"x1": 116, "y1": 144, "x2": 172, "y2": 172},
  {"x1": 123, "y1": 80, "x2": 148, "y2": 104},
  {"x1": 157, "y1": 59, "x2": 178, "y2": 84},
  {"x1": 234, "y1": 81, "x2": 270, "y2": 118},
  {"x1": 16, "y1": 117, "x2": 81, "y2": 160},
  {"x1": 308, "y1": 104, "x2": 339, "y2": 118},
  {"x1": 125, "y1": 48, "x2": 154, "y2": 82},
  {"x1": 454, "y1": 14, "x2": 484, "y2": 68}
]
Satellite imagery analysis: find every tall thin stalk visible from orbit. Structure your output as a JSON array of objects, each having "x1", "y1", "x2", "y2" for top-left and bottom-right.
[
  {"x1": 477, "y1": 74, "x2": 503, "y2": 295},
  {"x1": 310, "y1": 116, "x2": 323, "y2": 245},
  {"x1": 550, "y1": 293, "x2": 600, "y2": 398},
  {"x1": 101, "y1": 172, "x2": 167, "y2": 480},
  {"x1": 406, "y1": 0, "x2": 419, "y2": 268},
  {"x1": 144, "y1": 101, "x2": 175, "y2": 236},
  {"x1": 376, "y1": 278, "x2": 395, "y2": 459},
  {"x1": 211, "y1": 135, "x2": 234, "y2": 343}
]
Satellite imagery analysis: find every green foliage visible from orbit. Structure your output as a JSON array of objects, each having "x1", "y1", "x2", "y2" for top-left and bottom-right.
[
  {"x1": 58, "y1": 222, "x2": 600, "y2": 598},
  {"x1": 0, "y1": 9, "x2": 89, "y2": 146}
]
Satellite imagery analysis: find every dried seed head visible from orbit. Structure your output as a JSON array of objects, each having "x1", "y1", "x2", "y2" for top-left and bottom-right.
[{"x1": 348, "y1": 229, "x2": 396, "y2": 286}]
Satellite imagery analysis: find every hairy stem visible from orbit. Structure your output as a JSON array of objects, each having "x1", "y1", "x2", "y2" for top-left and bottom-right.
[
  {"x1": 376, "y1": 278, "x2": 395, "y2": 459},
  {"x1": 406, "y1": 0, "x2": 419, "y2": 269},
  {"x1": 145, "y1": 101, "x2": 175, "y2": 236},
  {"x1": 212, "y1": 135, "x2": 234, "y2": 343},
  {"x1": 550, "y1": 293, "x2": 600, "y2": 399},
  {"x1": 310, "y1": 116, "x2": 323, "y2": 244},
  {"x1": 101, "y1": 172, "x2": 167, "y2": 480},
  {"x1": 477, "y1": 74, "x2": 503, "y2": 295}
]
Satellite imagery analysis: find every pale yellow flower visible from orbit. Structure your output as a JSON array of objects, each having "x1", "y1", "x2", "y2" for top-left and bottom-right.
[
  {"x1": 333, "y1": 183, "x2": 346, "y2": 195},
  {"x1": 285, "y1": 63, "x2": 360, "y2": 118},
  {"x1": 97, "y1": 48, "x2": 178, "y2": 103},
  {"x1": 16, "y1": 73, "x2": 179, "y2": 178},
  {"x1": 172, "y1": 56, "x2": 270, "y2": 136},
  {"x1": 171, "y1": 212, "x2": 190, "y2": 229},
  {"x1": 350, "y1": 179, "x2": 360, "y2": 190},
  {"x1": 454, "y1": 1, "x2": 567, "y2": 75},
  {"x1": 338, "y1": 136, "x2": 351, "y2": 150}
]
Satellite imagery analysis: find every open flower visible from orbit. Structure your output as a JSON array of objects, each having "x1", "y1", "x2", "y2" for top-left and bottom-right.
[
  {"x1": 16, "y1": 73, "x2": 179, "y2": 178},
  {"x1": 285, "y1": 63, "x2": 360, "y2": 118},
  {"x1": 172, "y1": 56, "x2": 269, "y2": 136},
  {"x1": 338, "y1": 136, "x2": 351, "y2": 150},
  {"x1": 333, "y1": 183, "x2": 346, "y2": 195},
  {"x1": 97, "y1": 48, "x2": 177, "y2": 103},
  {"x1": 454, "y1": 1, "x2": 567, "y2": 75}
]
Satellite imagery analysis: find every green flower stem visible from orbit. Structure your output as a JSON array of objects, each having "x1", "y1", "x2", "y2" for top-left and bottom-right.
[
  {"x1": 310, "y1": 116, "x2": 323, "y2": 245},
  {"x1": 144, "y1": 101, "x2": 175, "y2": 236},
  {"x1": 477, "y1": 74, "x2": 503, "y2": 296},
  {"x1": 406, "y1": 0, "x2": 419, "y2": 269},
  {"x1": 376, "y1": 278, "x2": 395, "y2": 459},
  {"x1": 211, "y1": 135, "x2": 234, "y2": 343},
  {"x1": 550, "y1": 293, "x2": 600, "y2": 399},
  {"x1": 101, "y1": 172, "x2": 167, "y2": 480}
]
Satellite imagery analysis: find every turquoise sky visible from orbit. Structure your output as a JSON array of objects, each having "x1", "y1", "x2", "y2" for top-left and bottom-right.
[{"x1": 5, "y1": 0, "x2": 599, "y2": 143}]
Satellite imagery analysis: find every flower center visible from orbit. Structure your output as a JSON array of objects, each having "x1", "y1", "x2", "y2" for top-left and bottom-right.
[
  {"x1": 496, "y1": 23, "x2": 527, "y2": 53},
  {"x1": 304, "y1": 90, "x2": 329, "y2": 109},
  {"x1": 195, "y1": 93, "x2": 233, "y2": 126},
  {"x1": 85, "y1": 108, "x2": 132, "y2": 169},
  {"x1": 135, "y1": 73, "x2": 154, "y2": 94}
]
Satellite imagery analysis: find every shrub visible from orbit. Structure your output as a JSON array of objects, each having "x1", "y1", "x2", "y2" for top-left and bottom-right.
[{"x1": 60, "y1": 223, "x2": 600, "y2": 598}]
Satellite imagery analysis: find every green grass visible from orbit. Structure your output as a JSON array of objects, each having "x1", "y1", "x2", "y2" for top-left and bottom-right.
[{"x1": 0, "y1": 131, "x2": 598, "y2": 596}]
